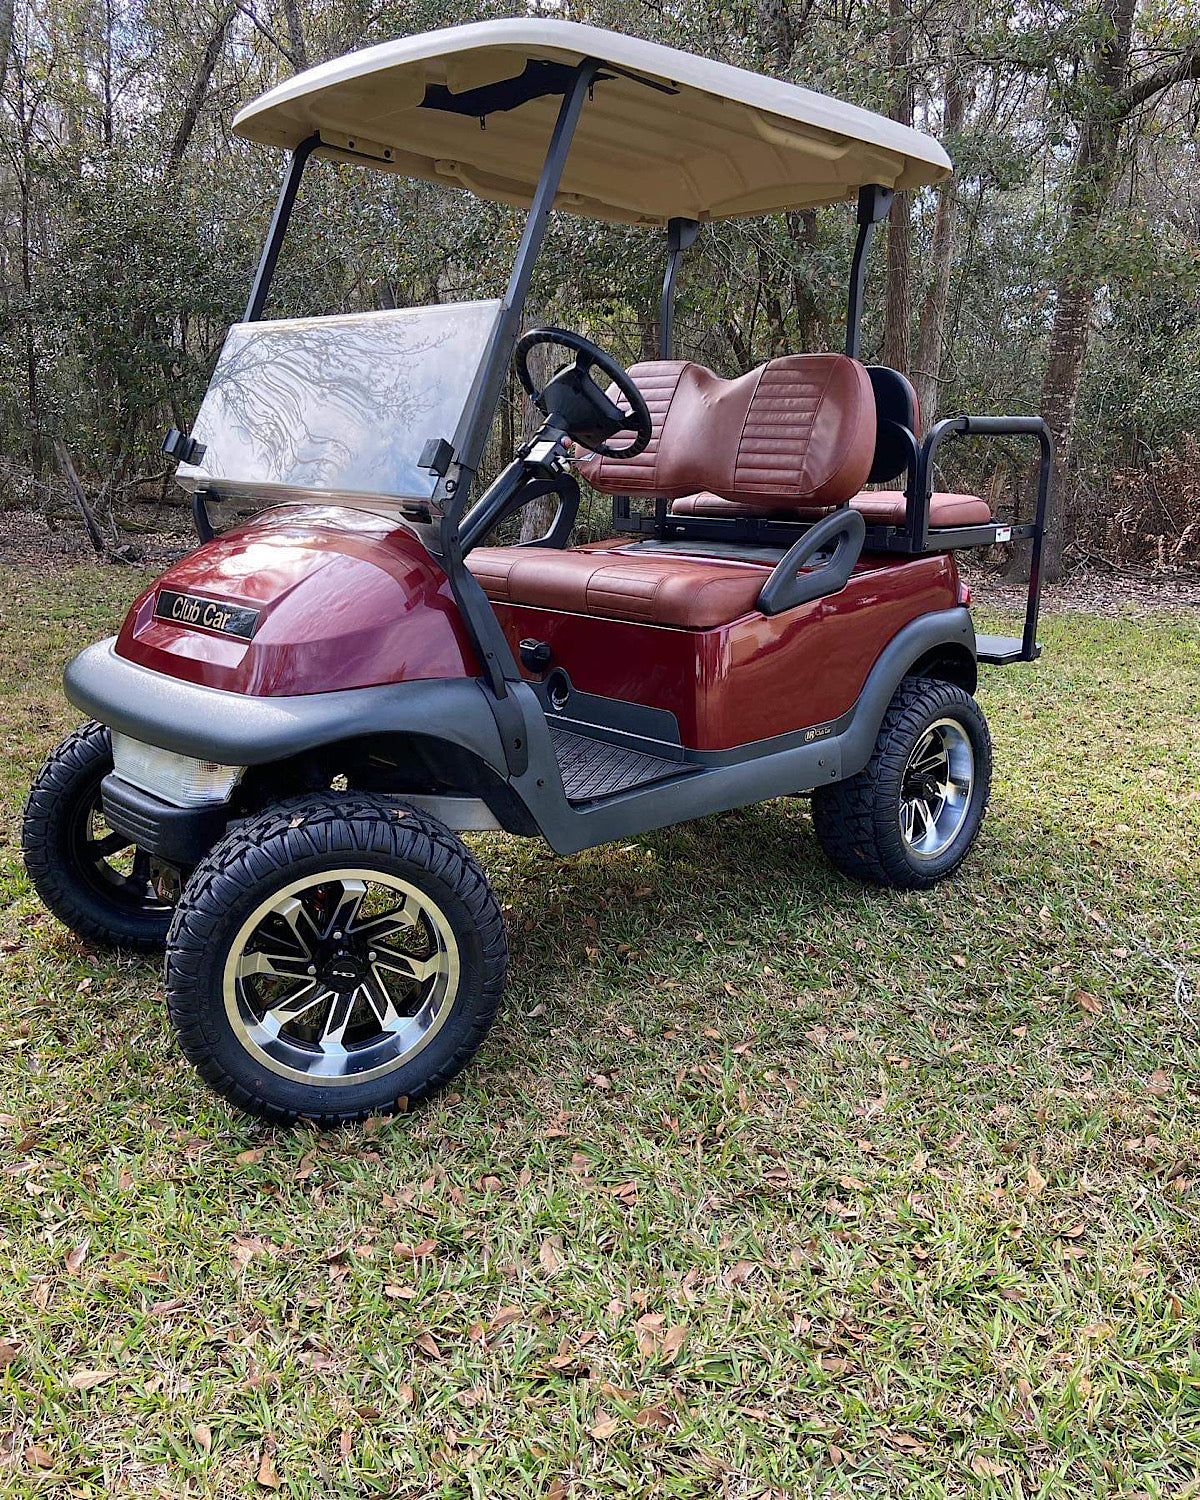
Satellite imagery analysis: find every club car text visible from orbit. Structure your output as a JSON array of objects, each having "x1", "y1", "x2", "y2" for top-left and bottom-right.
[{"x1": 154, "y1": 589, "x2": 260, "y2": 640}]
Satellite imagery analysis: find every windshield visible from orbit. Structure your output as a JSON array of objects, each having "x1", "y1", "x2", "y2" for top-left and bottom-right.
[{"x1": 175, "y1": 299, "x2": 502, "y2": 510}]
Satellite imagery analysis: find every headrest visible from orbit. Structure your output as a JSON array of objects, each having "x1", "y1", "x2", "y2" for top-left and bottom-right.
[
  {"x1": 865, "y1": 366, "x2": 919, "y2": 484},
  {"x1": 578, "y1": 354, "x2": 876, "y2": 513}
]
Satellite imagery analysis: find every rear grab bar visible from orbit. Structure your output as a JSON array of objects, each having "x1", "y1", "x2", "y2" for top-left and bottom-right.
[{"x1": 757, "y1": 506, "x2": 866, "y2": 616}]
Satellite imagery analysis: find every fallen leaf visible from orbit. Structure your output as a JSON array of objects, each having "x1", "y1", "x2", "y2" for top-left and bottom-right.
[
  {"x1": 589, "y1": 1415, "x2": 619, "y2": 1440},
  {"x1": 1026, "y1": 1163, "x2": 1047, "y2": 1197},
  {"x1": 236, "y1": 1148, "x2": 266, "y2": 1165},
  {"x1": 891, "y1": 1433, "x2": 927, "y2": 1455},
  {"x1": 257, "y1": 1442, "x2": 280, "y2": 1488},
  {"x1": 0, "y1": 1338, "x2": 20, "y2": 1368},
  {"x1": 971, "y1": 1454, "x2": 1008, "y2": 1478},
  {"x1": 193, "y1": 1424, "x2": 212, "y2": 1453},
  {"x1": 414, "y1": 1331, "x2": 442, "y2": 1360},
  {"x1": 538, "y1": 1236, "x2": 563, "y2": 1273},
  {"x1": 1074, "y1": 990, "x2": 1102, "y2": 1016},
  {"x1": 632, "y1": 1406, "x2": 672, "y2": 1430},
  {"x1": 24, "y1": 1445, "x2": 53, "y2": 1470},
  {"x1": 487, "y1": 1306, "x2": 523, "y2": 1335},
  {"x1": 68, "y1": 1368, "x2": 114, "y2": 1390},
  {"x1": 659, "y1": 1324, "x2": 687, "y2": 1364},
  {"x1": 64, "y1": 1238, "x2": 90, "y2": 1275}
]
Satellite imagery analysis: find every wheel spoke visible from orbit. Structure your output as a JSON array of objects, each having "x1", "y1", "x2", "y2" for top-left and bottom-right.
[
  {"x1": 238, "y1": 947, "x2": 313, "y2": 982},
  {"x1": 361, "y1": 971, "x2": 401, "y2": 1029},
  {"x1": 262, "y1": 979, "x2": 324, "y2": 1030},
  {"x1": 273, "y1": 895, "x2": 321, "y2": 957},
  {"x1": 90, "y1": 829, "x2": 133, "y2": 861},
  {"x1": 323, "y1": 879, "x2": 367, "y2": 939},
  {"x1": 372, "y1": 944, "x2": 445, "y2": 986},
  {"x1": 352, "y1": 897, "x2": 418, "y2": 941},
  {"x1": 319, "y1": 987, "x2": 359, "y2": 1048}
]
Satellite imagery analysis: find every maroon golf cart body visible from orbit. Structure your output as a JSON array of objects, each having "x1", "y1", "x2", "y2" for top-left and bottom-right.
[{"x1": 23, "y1": 20, "x2": 1050, "y2": 1125}]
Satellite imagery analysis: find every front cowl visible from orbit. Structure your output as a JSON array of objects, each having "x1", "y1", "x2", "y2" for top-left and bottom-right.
[{"x1": 115, "y1": 504, "x2": 480, "y2": 695}]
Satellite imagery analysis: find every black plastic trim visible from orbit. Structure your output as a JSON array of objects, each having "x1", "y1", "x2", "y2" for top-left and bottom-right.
[
  {"x1": 65, "y1": 641, "x2": 510, "y2": 772},
  {"x1": 101, "y1": 774, "x2": 229, "y2": 866}
]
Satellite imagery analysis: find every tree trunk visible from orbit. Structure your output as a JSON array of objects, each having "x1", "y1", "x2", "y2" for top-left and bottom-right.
[
  {"x1": 166, "y1": 0, "x2": 237, "y2": 174},
  {"x1": 912, "y1": 72, "x2": 965, "y2": 426},
  {"x1": 882, "y1": 0, "x2": 913, "y2": 370},
  {"x1": 282, "y1": 0, "x2": 308, "y2": 72},
  {"x1": 1013, "y1": 0, "x2": 1138, "y2": 581},
  {"x1": 0, "y1": 0, "x2": 14, "y2": 98},
  {"x1": 55, "y1": 441, "x2": 106, "y2": 556}
]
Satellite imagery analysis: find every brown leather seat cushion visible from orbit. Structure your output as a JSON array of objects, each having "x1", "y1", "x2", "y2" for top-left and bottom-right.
[
  {"x1": 466, "y1": 544, "x2": 769, "y2": 628},
  {"x1": 669, "y1": 490, "x2": 993, "y2": 527},
  {"x1": 577, "y1": 354, "x2": 876, "y2": 512},
  {"x1": 851, "y1": 491, "x2": 992, "y2": 527}
]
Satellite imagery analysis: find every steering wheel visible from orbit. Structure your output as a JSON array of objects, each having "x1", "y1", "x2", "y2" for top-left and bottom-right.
[{"x1": 514, "y1": 327, "x2": 653, "y2": 460}]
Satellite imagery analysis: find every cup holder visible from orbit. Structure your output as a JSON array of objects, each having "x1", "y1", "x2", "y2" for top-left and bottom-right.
[{"x1": 546, "y1": 669, "x2": 570, "y2": 712}]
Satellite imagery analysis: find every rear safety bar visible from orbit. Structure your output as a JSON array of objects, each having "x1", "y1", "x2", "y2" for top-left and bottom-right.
[
  {"x1": 757, "y1": 506, "x2": 865, "y2": 615},
  {"x1": 905, "y1": 415, "x2": 1052, "y2": 664}
]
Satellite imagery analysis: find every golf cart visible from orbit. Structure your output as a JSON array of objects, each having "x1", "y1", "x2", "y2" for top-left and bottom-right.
[{"x1": 22, "y1": 20, "x2": 1051, "y2": 1126}]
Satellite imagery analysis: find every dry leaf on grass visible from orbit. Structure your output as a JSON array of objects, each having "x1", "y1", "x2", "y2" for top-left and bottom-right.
[
  {"x1": 1074, "y1": 989, "x2": 1103, "y2": 1016},
  {"x1": 890, "y1": 1433, "x2": 927, "y2": 1455},
  {"x1": 970, "y1": 1454, "x2": 1008, "y2": 1478},
  {"x1": 414, "y1": 1332, "x2": 442, "y2": 1360},
  {"x1": 64, "y1": 1238, "x2": 89, "y2": 1274},
  {"x1": 193, "y1": 1424, "x2": 213, "y2": 1453},
  {"x1": 24, "y1": 1445, "x2": 53, "y2": 1470},
  {"x1": 539, "y1": 1236, "x2": 564, "y2": 1273},
  {"x1": 1026, "y1": 1163, "x2": 1047, "y2": 1197},
  {"x1": 632, "y1": 1406, "x2": 672, "y2": 1430},
  {"x1": 257, "y1": 1442, "x2": 281, "y2": 1489},
  {"x1": 589, "y1": 1415, "x2": 619, "y2": 1440},
  {"x1": 0, "y1": 1338, "x2": 20, "y2": 1368},
  {"x1": 68, "y1": 1367, "x2": 114, "y2": 1390}
]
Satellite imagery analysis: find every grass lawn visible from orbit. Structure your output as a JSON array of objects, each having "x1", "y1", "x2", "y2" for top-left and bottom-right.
[{"x1": 1, "y1": 562, "x2": 1198, "y2": 1498}]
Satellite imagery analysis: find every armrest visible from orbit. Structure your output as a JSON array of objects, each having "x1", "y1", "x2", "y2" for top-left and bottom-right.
[{"x1": 757, "y1": 508, "x2": 865, "y2": 617}]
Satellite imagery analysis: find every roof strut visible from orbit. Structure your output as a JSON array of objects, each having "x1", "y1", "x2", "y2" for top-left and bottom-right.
[
  {"x1": 844, "y1": 183, "x2": 893, "y2": 360},
  {"x1": 659, "y1": 216, "x2": 701, "y2": 359}
]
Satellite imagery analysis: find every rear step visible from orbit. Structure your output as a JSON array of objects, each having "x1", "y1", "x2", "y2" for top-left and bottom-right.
[
  {"x1": 549, "y1": 725, "x2": 694, "y2": 803},
  {"x1": 976, "y1": 632, "x2": 1040, "y2": 665}
]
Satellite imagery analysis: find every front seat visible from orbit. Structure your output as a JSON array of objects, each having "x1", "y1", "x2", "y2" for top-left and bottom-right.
[{"x1": 466, "y1": 353, "x2": 877, "y2": 628}]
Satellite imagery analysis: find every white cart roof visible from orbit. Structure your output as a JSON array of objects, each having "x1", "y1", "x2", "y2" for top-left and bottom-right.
[{"x1": 233, "y1": 19, "x2": 951, "y2": 226}]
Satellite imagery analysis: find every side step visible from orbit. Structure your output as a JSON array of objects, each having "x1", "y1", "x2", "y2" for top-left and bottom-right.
[
  {"x1": 549, "y1": 725, "x2": 694, "y2": 803},
  {"x1": 976, "y1": 632, "x2": 1040, "y2": 665}
]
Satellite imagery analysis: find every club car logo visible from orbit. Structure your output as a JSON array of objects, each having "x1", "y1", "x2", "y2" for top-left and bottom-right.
[
  {"x1": 154, "y1": 589, "x2": 260, "y2": 641},
  {"x1": 804, "y1": 723, "x2": 833, "y2": 743}
]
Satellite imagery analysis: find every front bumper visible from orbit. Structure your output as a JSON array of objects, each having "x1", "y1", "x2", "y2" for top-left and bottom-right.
[
  {"x1": 63, "y1": 639, "x2": 508, "y2": 770},
  {"x1": 101, "y1": 774, "x2": 231, "y2": 867}
]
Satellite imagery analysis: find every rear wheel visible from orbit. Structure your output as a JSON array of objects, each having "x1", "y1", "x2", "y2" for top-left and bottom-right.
[
  {"x1": 812, "y1": 677, "x2": 992, "y2": 889},
  {"x1": 22, "y1": 722, "x2": 175, "y2": 950},
  {"x1": 164, "y1": 793, "x2": 507, "y2": 1126}
]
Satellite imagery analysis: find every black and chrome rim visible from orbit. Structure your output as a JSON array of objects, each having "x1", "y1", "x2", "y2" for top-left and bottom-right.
[
  {"x1": 68, "y1": 776, "x2": 174, "y2": 916},
  {"x1": 222, "y1": 869, "x2": 461, "y2": 1087},
  {"x1": 899, "y1": 718, "x2": 975, "y2": 859}
]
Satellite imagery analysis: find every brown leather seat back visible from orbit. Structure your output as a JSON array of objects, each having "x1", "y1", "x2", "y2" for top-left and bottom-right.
[{"x1": 577, "y1": 354, "x2": 876, "y2": 512}]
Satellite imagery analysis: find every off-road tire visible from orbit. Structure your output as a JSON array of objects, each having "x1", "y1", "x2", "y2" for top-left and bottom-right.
[
  {"x1": 164, "y1": 792, "x2": 507, "y2": 1126},
  {"x1": 812, "y1": 676, "x2": 992, "y2": 889},
  {"x1": 22, "y1": 721, "x2": 174, "y2": 950}
]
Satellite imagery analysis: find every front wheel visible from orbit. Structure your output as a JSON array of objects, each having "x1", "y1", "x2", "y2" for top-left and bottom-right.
[
  {"x1": 164, "y1": 793, "x2": 507, "y2": 1126},
  {"x1": 812, "y1": 676, "x2": 992, "y2": 889},
  {"x1": 22, "y1": 722, "x2": 175, "y2": 950}
]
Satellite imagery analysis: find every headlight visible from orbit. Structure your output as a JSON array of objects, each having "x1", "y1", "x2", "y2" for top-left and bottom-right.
[{"x1": 110, "y1": 732, "x2": 243, "y2": 807}]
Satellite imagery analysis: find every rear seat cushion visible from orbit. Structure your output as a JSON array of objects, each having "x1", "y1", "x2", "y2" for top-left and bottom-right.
[
  {"x1": 851, "y1": 491, "x2": 992, "y2": 527},
  {"x1": 669, "y1": 490, "x2": 993, "y2": 527},
  {"x1": 577, "y1": 354, "x2": 876, "y2": 512},
  {"x1": 466, "y1": 545, "x2": 769, "y2": 628}
]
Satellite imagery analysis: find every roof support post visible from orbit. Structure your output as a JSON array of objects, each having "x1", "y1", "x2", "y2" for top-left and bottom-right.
[
  {"x1": 429, "y1": 59, "x2": 599, "y2": 717},
  {"x1": 659, "y1": 216, "x2": 700, "y2": 359},
  {"x1": 243, "y1": 133, "x2": 320, "y2": 323},
  {"x1": 844, "y1": 183, "x2": 893, "y2": 360}
]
